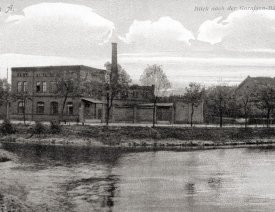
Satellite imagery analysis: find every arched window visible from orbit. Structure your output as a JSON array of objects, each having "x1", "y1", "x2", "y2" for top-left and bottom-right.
[
  {"x1": 18, "y1": 101, "x2": 24, "y2": 114},
  {"x1": 50, "y1": 102, "x2": 59, "y2": 115},
  {"x1": 37, "y1": 102, "x2": 45, "y2": 114},
  {"x1": 66, "y1": 102, "x2": 73, "y2": 115}
]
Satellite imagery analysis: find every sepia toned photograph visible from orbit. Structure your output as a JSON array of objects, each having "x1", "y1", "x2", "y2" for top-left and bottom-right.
[{"x1": 1, "y1": 0, "x2": 275, "y2": 211}]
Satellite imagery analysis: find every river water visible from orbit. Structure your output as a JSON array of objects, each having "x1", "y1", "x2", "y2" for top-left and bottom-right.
[{"x1": 1, "y1": 143, "x2": 275, "y2": 212}]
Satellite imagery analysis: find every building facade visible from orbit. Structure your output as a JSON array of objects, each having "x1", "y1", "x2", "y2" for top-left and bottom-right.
[{"x1": 10, "y1": 65, "x2": 105, "y2": 122}]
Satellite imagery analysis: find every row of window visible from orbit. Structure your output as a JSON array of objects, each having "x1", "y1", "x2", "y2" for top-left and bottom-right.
[
  {"x1": 17, "y1": 73, "x2": 28, "y2": 77},
  {"x1": 17, "y1": 81, "x2": 57, "y2": 93},
  {"x1": 119, "y1": 90, "x2": 151, "y2": 99},
  {"x1": 18, "y1": 101, "x2": 74, "y2": 115},
  {"x1": 16, "y1": 72, "x2": 57, "y2": 78}
]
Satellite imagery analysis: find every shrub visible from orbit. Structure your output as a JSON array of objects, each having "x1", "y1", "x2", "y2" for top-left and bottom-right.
[
  {"x1": 50, "y1": 121, "x2": 61, "y2": 134},
  {"x1": 32, "y1": 122, "x2": 46, "y2": 134},
  {"x1": 149, "y1": 128, "x2": 161, "y2": 139},
  {"x1": 1, "y1": 119, "x2": 15, "y2": 135}
]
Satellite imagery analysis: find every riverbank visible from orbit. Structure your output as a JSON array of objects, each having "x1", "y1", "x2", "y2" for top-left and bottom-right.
[
  {"x1": 0, "y1": 148, "x2": 17, "y2": 162},
  {"x1": 1, "y1": 124, "x2": 275, "y2": 150}
]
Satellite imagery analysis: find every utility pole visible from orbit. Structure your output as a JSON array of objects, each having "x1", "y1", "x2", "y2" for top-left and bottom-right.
[{"x1": 6, "y1": 67, "x2": 9, "y2": 119}]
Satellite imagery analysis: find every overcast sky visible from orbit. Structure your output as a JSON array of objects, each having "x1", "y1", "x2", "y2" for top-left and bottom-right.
[{"x1": 0, "y1": 0, "x2": 275, "y2": 89}]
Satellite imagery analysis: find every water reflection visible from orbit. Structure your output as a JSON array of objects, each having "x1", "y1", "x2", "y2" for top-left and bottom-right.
[
  {"x1": 1, "y1": 143, "x2": 123, "y2": 212},
  {"x1": 3, "y1": 143, "x2": 123, "y2": 165},
  {"x1": 2, "y1": 144, "x2": 275, "y2": 211}
]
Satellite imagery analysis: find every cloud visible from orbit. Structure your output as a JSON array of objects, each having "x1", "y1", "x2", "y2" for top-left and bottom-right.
[
  {"x1": 120, "y1": 16, "x2": 194, "y2": 52},
  {"x1": 119, "y1": 53, "x2": 275, "y2": 88},
  {"x1": 0, "y1": 3, "x2": 114, "y2": 56},
  {"x1": 197, "y1": 10, "x2": 275, "y2": 51}
]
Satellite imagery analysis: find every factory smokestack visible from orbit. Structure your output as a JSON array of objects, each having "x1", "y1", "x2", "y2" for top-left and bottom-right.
[{"x1": 111, "y1": 42, "x2": 118, "y2": 83}]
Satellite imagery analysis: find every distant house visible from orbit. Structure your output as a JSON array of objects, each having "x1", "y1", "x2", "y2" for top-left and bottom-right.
[
  {"x1": 235, "y1": 75, "x2": 275, "y2": 119},
  {"x1": 235, "y1": 76, "x2": 275, "y2": 95}
]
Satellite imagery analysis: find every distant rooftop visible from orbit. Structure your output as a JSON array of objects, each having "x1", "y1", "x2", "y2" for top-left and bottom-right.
[
  {"x1": 237, "y1": 76, "x2": 275, "y2": 90},
  {"x1": 11, "y1": 65, "x2": 105, "y2": 72}
]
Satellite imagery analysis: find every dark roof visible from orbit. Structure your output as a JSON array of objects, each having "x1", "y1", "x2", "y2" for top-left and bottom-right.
[
  {"x1": 251, "y1": 77, "x2": 275, "y2": 85},
  {"x1": 130, "y1": 84, "x2": 153, "y2": 90},
  {"x1": 237, "y1": 76, "x2": 275, "y2": 91},
  {"x1": 81, "y1": 98, "x2": 105, "y2": 104},
  {"x1": 11, "y1": 65, "x2": 105, "y2": 72}
]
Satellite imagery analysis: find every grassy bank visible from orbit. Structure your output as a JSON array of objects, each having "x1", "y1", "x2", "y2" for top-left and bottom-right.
[{"x1": 1, "y1": 123, "x2": 275, "y2": 149}]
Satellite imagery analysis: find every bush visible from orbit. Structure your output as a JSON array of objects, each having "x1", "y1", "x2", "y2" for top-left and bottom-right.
[
  {"x1": 50, "y1": 121, "x2": 61, "y2": 134},
  {"x1": 149, "y1": 128, "x2": 161, "y2": 139},
  {"x1": 32, "y1": 122, "x2": 46, "y2": 134},
  {"x1": 1, "y1": 119, "x2": 15, "y2": 135}
]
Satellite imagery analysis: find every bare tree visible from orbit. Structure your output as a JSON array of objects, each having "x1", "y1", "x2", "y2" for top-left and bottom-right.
[
  {"x1": 255, "y1": 85, "x2": 275, "y2": 127},
  {"x1": 16, "y1": 91, "x2": 32, "y2": 125},
  {"x1": 139, "y1": 64, "x2": 171, "y2": 127},
  {"x1": 184, "y1": 82, "x2": 205, "y2": 127},
  {"x1": 55, "y1": 71, "x2": 81, "y2": 122}
]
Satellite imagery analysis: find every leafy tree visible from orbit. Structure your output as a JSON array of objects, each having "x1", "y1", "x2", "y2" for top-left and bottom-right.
[
  {"x1": 184, "y1": 82, "x2": 205, "y2": 127},
  {"x1": 206, "y1": 86, "x2": 233, "y2": 128},
  {"x1": 236, "y1": 89, "x2": 255, "y2": 128},
  {"x1": 255, "y1": 85, "x2": 275, "y2": 127},
  {"x1": 139, "y1": 64, "x2": 171, "y2": 127},
  {"x1": 0, "y1": 79, "x2": 11, "y2": 119}
]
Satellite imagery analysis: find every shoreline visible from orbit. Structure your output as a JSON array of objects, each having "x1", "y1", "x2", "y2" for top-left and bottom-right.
[
  {"x1": 1, "y1": 124, "x2": 275, "y2": 152},
  {"x1": 1, "y1": 133, "x2": 275, "y2": 152}
]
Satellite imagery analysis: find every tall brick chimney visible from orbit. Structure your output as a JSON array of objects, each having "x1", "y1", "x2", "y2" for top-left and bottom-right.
[{"x1": 111, "y1": 42, "x2": 118, "y2": 83}]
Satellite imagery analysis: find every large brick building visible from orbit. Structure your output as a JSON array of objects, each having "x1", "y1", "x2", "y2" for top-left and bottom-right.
[{"x1": 10, "y1": 65, "x2": 106, "y2": 122}]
